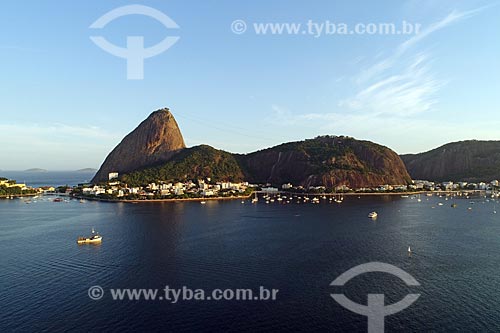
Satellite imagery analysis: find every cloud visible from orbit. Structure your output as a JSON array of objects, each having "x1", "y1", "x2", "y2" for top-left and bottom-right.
[
  {"x1": 357, "y1": 6, "x2": 489, "y2": 84},
  {"x1": 0, "y1": 123, "x2": 121, "y2": 169},
  {"x1": 0, "y1": 123, "x2": 119, "y2": 142},
  {"x1": 336, "y1": 6, "x2": 490, "y2": 119},
  {"x1": 340, "y1": 52, "x2": 443, "y2": 116}
]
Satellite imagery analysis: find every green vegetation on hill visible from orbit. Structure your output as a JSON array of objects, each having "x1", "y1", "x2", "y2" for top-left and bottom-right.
[
  {"x1": 118, "y1": 136, "x2": 411, "y2": 189},
  {"x1": 121, "y1": 145, "x2": 245, "y2": 186}
]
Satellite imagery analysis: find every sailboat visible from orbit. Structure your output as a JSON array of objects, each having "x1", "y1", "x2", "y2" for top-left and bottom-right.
[{"x1": 408, "y1": 246, "x2": 412, "y2": 257}]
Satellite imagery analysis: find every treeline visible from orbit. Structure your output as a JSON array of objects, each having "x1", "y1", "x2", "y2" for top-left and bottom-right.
[{"x1": 121, "y1": 145, "x2": 246, "y2": 186}]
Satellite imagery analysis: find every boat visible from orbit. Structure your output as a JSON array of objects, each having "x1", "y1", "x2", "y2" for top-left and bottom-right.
[
  {"x1": 408, "y1": 246, "x2": 412, "y2": 257},
  {"x1": 368, "y1": 212, "x2": 378, "y2": 219},
  {"x1": 53, "y1": 198, "x2": 63, "y2": 202},
  {"x1": 451, "y1": 203, "x2": 457, "y2": 208},
  {"x1": 200, "y1": 201, "x2": 206, "y2": 204},
  {"x1": 77, "y1": 228, "x2": 102, "y2": 244},
  {"x1": 437, "y1": 203, "x2": 444, "y2": 206}
]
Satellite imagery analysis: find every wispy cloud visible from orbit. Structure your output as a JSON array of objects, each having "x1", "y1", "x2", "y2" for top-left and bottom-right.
[
  {"x1": 340, "y1": 52, "x2": 443, "y2": 116},
  {"x1": 339, "y1": 6, "x2": 489, "y2": 117},
  {"x1": 357, "y1": 6, "x2": 489, "y2": 84},
  {"x1": 0, "y1": 123, "x2": 121, "y2": 169},
  {"x1": 0, "y1": 123, "x2": 118, "y2": 141}
]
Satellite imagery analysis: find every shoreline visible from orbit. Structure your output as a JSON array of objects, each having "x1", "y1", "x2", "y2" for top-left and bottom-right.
[
  {"x1": 0, "y1": 193, "x2": 39, "y2": 199},
  {"x1": 75, "y1": 193, "x2": 254, "y2": 204},
  {"x1": 73, "y1": 189, "x2": 488, "y2": 204}
]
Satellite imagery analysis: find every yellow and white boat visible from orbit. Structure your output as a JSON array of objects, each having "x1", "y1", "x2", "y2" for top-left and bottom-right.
[{"x1": 77, "y1": 229, "x2": 102, "y2": 244}]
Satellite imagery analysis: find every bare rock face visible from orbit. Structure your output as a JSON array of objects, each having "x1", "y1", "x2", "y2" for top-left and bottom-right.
[
  {"x1": 401, "y1": 140, "x2": 500, "y2": 182},
  {"x1": 92, "y1": 108, "x2": 186, "y2": 183},
  {"x1": 240, "y1": 136, "x2": 412, "y2": 188}
]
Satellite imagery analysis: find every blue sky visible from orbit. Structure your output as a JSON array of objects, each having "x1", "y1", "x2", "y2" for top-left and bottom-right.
[{"x1": 0, "y1": 0, "x2": 499, "y2": 170}]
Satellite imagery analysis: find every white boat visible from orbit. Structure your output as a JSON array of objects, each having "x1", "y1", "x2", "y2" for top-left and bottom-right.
[
  {"x1": 200, "y1": 201, "x2": 206, "y2": 204},
  {"x1": 368, "y1": 212, "x2": 378, "y2": 219},
  {"x1": 408, "y1": 246, "x2": 412, "y2": 256},
  {"x1": 77, "y1": 228, "x2": 102, "y2": 244}
]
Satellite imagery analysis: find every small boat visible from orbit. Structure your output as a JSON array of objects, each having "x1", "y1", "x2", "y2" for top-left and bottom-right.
[
  {"x1": 53, "y1": 198, "x2": 63, "y2": 202},
  {"x1": 408, "y1": 246, "x2": 412, "y2": 257},
  {"x1": 451, "y1": 203, "x2": 457, "y2": 208},
  {"x1": 437, "y1": 203, "x2": 444, "y2": 206},
  {"x1": 77, "y1": 228, "x2": 102, "y2": 244},
  {"x1": 200, "y1": 201, "x2": 206, "y2": 205},
  {"x1": 368, "y1": 212, "x2": 378, "y2": 219}
]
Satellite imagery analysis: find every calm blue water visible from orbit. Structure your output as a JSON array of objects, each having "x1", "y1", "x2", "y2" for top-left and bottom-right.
[
  {"x1": 0, "y1": 171, "x2": 95, "y2": 187},
  {"x1": 1, "y1": 195, "x2": 500, "y2": 332}
]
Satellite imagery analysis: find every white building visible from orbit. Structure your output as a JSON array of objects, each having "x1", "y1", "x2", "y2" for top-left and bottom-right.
[
  {"x1": 108, "y1": 172, "x2": 119, "y2": 181},
  {"x1": 262, "y1": 187, "x2": 278, "y2": 192}
]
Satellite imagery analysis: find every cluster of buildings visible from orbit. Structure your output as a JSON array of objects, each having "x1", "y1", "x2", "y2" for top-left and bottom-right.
[
  {"x1": 410, "y1": 180, "x2": 500, "y2": 191},
  {"x1": 262, "y1": 179, "x2": 500, "y2": 194},
  {"x1": 75, "y1": 172, "x2": 500, "y2": 200},
  {"x1": 0, "y1": 179, "x2": 27, "y2": 190},
  {"x1": 79, "y1": 173, "x2": 252, "y2": 199}
]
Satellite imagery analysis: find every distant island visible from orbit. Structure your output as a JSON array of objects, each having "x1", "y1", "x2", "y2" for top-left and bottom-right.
[
  {"x1": 24, "y1": 168, "x2": 48, "y2": 173},
  {"x1": 75, "y1": 168, "x2": 97, "y2": 173}
]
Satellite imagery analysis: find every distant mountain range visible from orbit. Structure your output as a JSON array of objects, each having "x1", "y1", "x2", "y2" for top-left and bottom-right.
[
  {"x1": 401, "y1": 140, "x2": 500, "y2": 182},
  {"x1": 93, "y1": 108, "x2": 411, "y2": 188}
]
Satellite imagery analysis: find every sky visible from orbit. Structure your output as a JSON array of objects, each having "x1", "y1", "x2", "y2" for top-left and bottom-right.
[{"x1": 0, "y1": 0, "x2": 499, "y2": 170}]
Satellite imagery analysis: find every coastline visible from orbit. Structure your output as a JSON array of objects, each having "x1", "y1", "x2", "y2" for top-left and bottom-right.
[
  {"x1": 73, "y1": 189, "x2": 487, "y2": 204},
  {"x1": 75, "y1": 193, "x2": 254, "y2": 204},
  {"x1": 0, "y1": 193, "x2": 38, "y2": 199}
]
